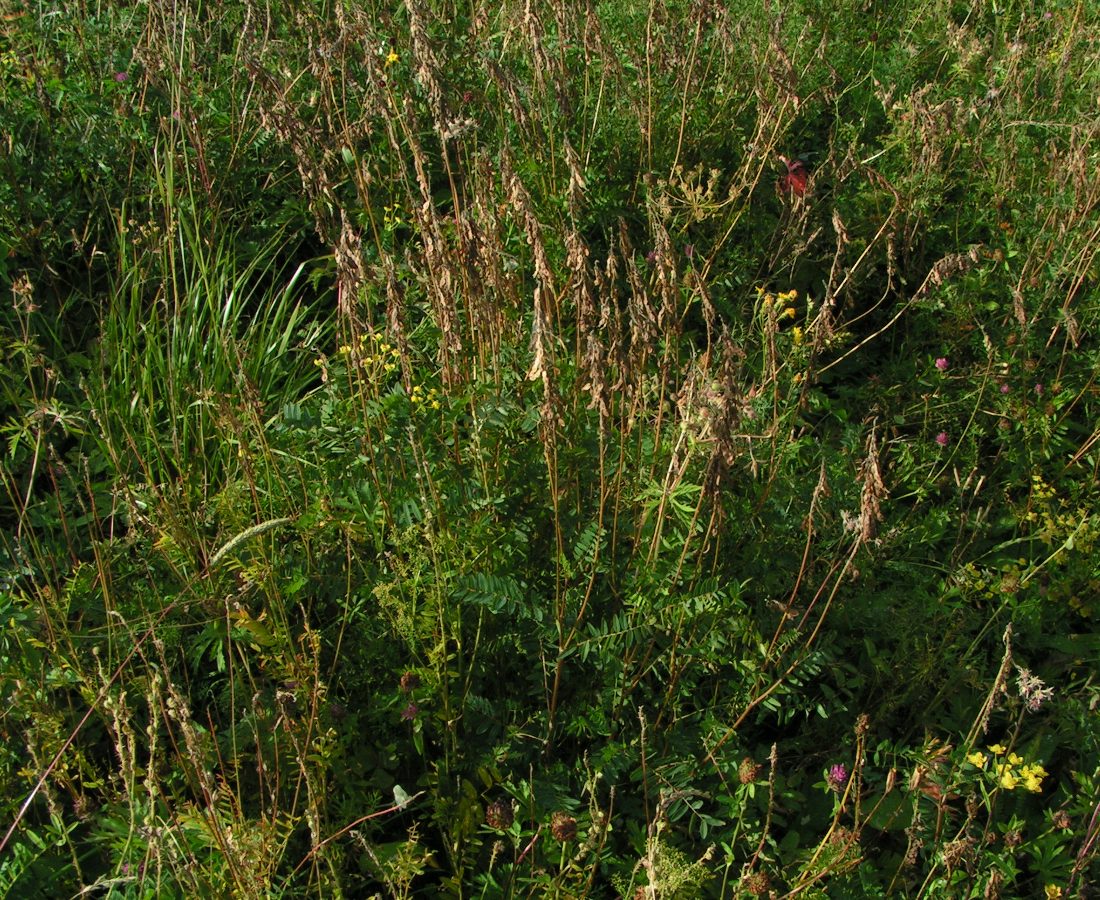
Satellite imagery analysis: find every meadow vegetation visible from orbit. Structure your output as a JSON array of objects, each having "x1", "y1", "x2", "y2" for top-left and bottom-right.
[{"x1": 1, "y1": 0, "x2": 1099, "y2": 896}]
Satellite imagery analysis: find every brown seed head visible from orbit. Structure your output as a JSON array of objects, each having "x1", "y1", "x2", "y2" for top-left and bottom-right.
[
  {"x1": 739, "y1": 757, "x2": 763, "y2": 784},
  {"x1": 550, "y1": 811, "x2": 577, "y2": 842},
  {"x1": 485, "y1": 799, "x2": 514, "y2": 830}
]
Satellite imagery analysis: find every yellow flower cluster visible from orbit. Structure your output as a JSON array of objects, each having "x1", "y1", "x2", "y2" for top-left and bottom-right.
[
  {"x1": 1029, "y1": 472, "x2": 1057, "y2": 503},
  {"x1": 383, "y1": 203, "x2": 402, "y2": 228},
  {"x1": 410, "y1": 384, "x2": 440, "y2": 409},
  {"x1": 363, "y1": 337, "x2": 401, "y2": 373},
  {"x1": 330, "y1": 334, "x2": 440, "y2": 408},
  {"x1": 1020, "y1": 471, "x2": 1098, "y2": 617},
  {"x1": 337, "y1": 334, "x2": 401, "y2": 374},
  {"x1": 967, "y1": 744, "x2": 1047, "y2": 793},
  {"x1": 757, "y1": 287, "x2": 799, "y2": 315},
  {"x1": 758, "y1": 287, "x2": 812, "y2": 354}
]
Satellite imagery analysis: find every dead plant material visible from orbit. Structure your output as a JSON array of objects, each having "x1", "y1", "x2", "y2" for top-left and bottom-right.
[
  {"x1": 912, "y1": 245, "x2": 983, "y2": 303},
  {"x1": 857, "y1": 421, "x2": 887, "y2": 544}
]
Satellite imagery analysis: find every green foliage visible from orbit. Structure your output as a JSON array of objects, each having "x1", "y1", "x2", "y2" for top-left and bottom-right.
[{"x1": 2, "y1": 0, "x2": 1099, "y2": 896}]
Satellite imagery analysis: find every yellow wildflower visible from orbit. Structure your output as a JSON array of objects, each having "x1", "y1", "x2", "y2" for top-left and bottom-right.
[
  {"x1": 1008, "y1": 752, "x2": 1023, "y2": 766},
  {"x1": 997, "y1": 765, "x2": 1018, "y2": 790},
  {"x1": 989, "y1": 744, "x2": 1006, "y2": 756},
  {"x1": 385, "y1": 48, "x2": 399, "y2": 66},
  {"x1": 966, "y1": 751, "x2": 987, "y2": 768},
  {"x1": 1020, "y1": 763, "x2": 1047, "y2": 793},
  {"x1": 1045, "y1": 885, "x2": 1062, "y2": 899},
  {"x1": 791, "y1": 326, "x2": 804, "y2": 345}
]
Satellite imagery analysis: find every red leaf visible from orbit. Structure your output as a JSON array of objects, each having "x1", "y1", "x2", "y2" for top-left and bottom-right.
[{"x1": 778, "y1": 156, "x2": 809, "y2": 197}]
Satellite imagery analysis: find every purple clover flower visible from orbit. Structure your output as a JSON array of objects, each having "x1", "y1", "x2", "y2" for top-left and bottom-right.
[
  {"x1": 827, "y1": 763, "x2": 848, "y2": 791},
  {"x1": 935, "y1": 432, "x2": 949, "y2": 446},
  {"x1": 934, "y1": 357, "x2": 949, "y2": 371}
]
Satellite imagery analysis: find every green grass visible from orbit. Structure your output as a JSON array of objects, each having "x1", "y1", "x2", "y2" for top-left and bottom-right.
[{"x1": 1, "y1": 0, "x2": 1098, "y2": 897}]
